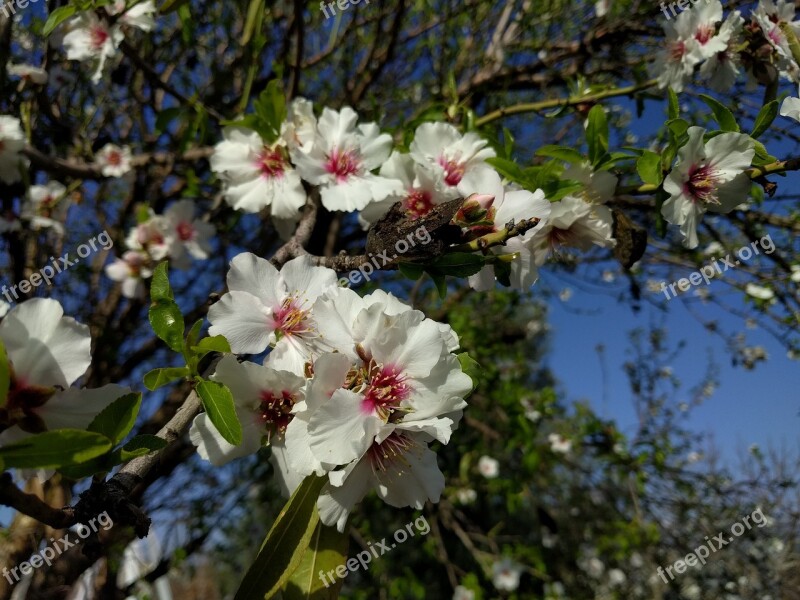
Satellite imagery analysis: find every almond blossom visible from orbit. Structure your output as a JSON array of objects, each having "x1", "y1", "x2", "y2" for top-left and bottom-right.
[
  {"x1": 160, "y1": 200, "x2": 215, "y2": 269},
  {"x1": 207, "y1": 253, "x2": 338, "y2": 373},
  {"x1": 0, "y1": 299, "x2": 130, "y2": 452},
  {"x1": 662, "y1": 126, "x2": 754, "y2": 248},
  {"x1": 60, "y1": 12, "x2": 124, "y2": 83},
  {"x1": 7, "y1": 64, "x2": 48, "y2": 85},
  {"x1": 210, "y1": 127, "x2": 307, "y2": 218},
  {"x1": 22, "y1": 181, "x2": 70, "y2": 234},
  {"x1": 291, "y1": 106, "x2": 403, "y2": 212},
  {"x1": 753, "y1": 0, "x2": 800, "y2": 82},
  {"x1": 699, "y1": 11, "x2": 745, "y2": 92},
  {"x1": 409, "y1": 122, "x2": 497, "y2": 197},
  {"x1": 105, "y1": 251, "x2": 152, "y2": 299},
  {"x1": 0, "y1": 115, "x2": 27, "y2": 185},
  {"x1": 189, "y1": 355, "x2": 305, "y2": 466},
  {"x1": 96, "y1": 144, "x2": 132, "y2": 177}
]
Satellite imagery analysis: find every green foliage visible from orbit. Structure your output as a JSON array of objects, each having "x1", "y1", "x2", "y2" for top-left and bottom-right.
[
  {"x1": 195, "y1": 379, "x2": 242, "y2": 446},
  {"x1": 283, "y1": 522, "x2": 349, "y2": 599},
  {"x1": 0, "y1": 430, "x2": 112, "y2": 469}
]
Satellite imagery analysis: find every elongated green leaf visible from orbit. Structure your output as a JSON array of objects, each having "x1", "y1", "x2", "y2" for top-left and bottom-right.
[
  {"x1": 636, "y1": 151, "x2": 663, "y2": 186},
  {"x1": 159, "y1": 0, "x2": 190, "y2": 13},
  {"x1": 0, "y1": 337, "x2": 9, "y2": 409},
  {"x1": 457, "y1": 352, "x2": 481, "y2": 392},
  {"x1": 186, "y1": 319, "x2": 204, "y2": 349},
  {"x1": 43, "y1": 5, "x2": 76, "y2": 36},
  {"x1": 149, "y1": 299, "x2": 185, "y2": 352},
  {"x1": 0, "y1": 430, "x2": 112, "y2": 469},
  {"x1": 283, "y1": 522, "x2": 349, "y2": 600},
  {"x1": 87, "y1": 392, "x2": 142, "y2": 445},
  {"x1": 751, "y1": 100, "x2": 779, "y2": 139},
  {"x1": 150, "y1": 261, "x2": 173, "y2": 301},
  {"x1": 429, "y1": 253, "x2": 486, "y2": 278},
  {"x1": 586, "y1": 105, "x2": 609, "y2": 166},
  {"x1": 119, "y1": 435, "x2": 168, "y2": 461},
  {"x1": 144, "y1": 367, "x2": 190, "y2": 391},
  {"x1": 235, "y1": 475, "x2": 328, "y2": 600},
  {"x1": 196, "y1": 380, "x2": 242, "y2": 446},
  {"x1": 192, "y1": 335, "x2": 232, "y2": 355},
  {"x1": 536, "y1": 145, "x2": 585, "y2": 164},
  {"x1": 398, "y1": 262, "x2": 425, "y2": 281},
  {"x1": 667, "y1": 88, "x2": 680, "y2": 120},
  {"x1": 699, "y1": 94, "x2": 739, "y2": 132},
  {"x1": 242, "y1": 0, "x2": 266, "y2": 45},
  {"x1": 485, "y1": 157, "x2": 526, "y2": 185}
]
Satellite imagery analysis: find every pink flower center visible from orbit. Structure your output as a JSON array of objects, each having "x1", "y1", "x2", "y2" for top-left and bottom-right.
[
  {"x1": 367, "y1": 432, "x2": 415, "y2": 473},
  {"x1": 325, "y1": 148, "x2": 361, "y2": 182},
  {"x1": 271, "y1": 297, "x2": 311, "y2": 339},
  {"x1": 694, "y1": 25, "x2": 715, "y2": 45},
  {"x1": 106, "y1": 151, "x2": 122, "y2": 167},
  {"x1": 176, "y1": 221, "x2": 194, "y2": 241},
  {"x1": 670, "y1": 40, "x2": 686, "y2": 62},
  {"x1": 767, "y1": 27, "x2": 784, "y2": 46},
  {"x1": 438, "y1": 155, "x2": 466, "y2": 186},
  {"x1": 258, "y1": 389, "x2": 297, "y2": 434},
  {"x1": 257, "y1": 147, "x2": 287, "y2": 179},
  {"x1": 90, "y1": 25, "x2": 110, "y2": 50},
  {"x1": 548, "y1": 226, "x2": 576, "y2": 249},
  {"x1": 402, "y1": 189, "x2": 434, "y2": 219},
  {"x1": 684, "y1": 163, "x2": 721, "y2": 205}
]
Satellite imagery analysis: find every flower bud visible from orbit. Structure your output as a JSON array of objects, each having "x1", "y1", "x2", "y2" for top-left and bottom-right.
[{"x1": 452, "y1": 193, "x2": 496, "y2": 227}]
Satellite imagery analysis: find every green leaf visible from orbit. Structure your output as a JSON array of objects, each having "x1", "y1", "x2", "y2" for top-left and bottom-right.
[
  {"x1": 150, "y1": 261, "x2": 173, "y2": 301},
  {"x1": 536, "y1": 145, "x2": 585, "y2": 164},
  {"x1": 235, "y1": 475, "x2": 328, "y2": 600},
  {"x1": 43, "y1": 5, "x2": 76, "y2": 36},
  {"x1": 586, "y1": 105, "x2": 609, "y2": 166},
  {"x1": 667, "y1": 88, "x2": 680, "y2": 120},
  {"x1": 192, "y1": 335, "x2": 232, "y2": 355},
  {"x1": 119, "y1": 435, "x2": 168, "y2": 461},
  {"x1": 494, "y1": 259, "x2": 512, "y2": 287},
  {"x1": 428, "y1": 253, "x2": 486, "y2": 278},
  {"x1": 0, "y1": 430, "x2": 112, "y2": 469},
  {"x1": 485, "y1": 157, "x2": 527, "y2": 185},
  {"x1": 636, "y1": 151, "x2": 663, "y2": 186},
  {"x1": 144, "y1": 367, "x2": 191, "y2": 391},
  {"x1": 159, "y1": 0, "x2": 190, "y2": 13},
  {"x1": 87, "y1": 392, "x2": 142, "y2": 445},
  {"x1": 751, "y1": 100, "x2": 779, "y2": 139},
  {"x1": 0, "y1": 337, "x2": 9, "y2": 409},
  {"x1": 398, "y1": 262, "x2": 425, "y2": 281},
  {"x1": 457, "y1": 352, "x2": 481, "y2": 392},
  {"x1": 253, "y1": 80, "x2": 287, "y2": 142},
  {"x1": 430, "y1": 272, "x2": 447, "y2": 299},
  {"x1": 699, "y1": 94, "x2": 739, "y2": 132},
  {"x1": 283, "y1": 522, "x2": 349, "y2": 600},
  {"x1": 186, "y1": 319, "x2": 204, "y2": 349},
  {"x1": 196, "y1": 380, "x2": 242, "y2": 446},
  {"x1": 149, "y1": 299, "x2": 185, "y2": 352},
  {"x1": 242, "y1": 0, "x2": 266, "y2": 45}
]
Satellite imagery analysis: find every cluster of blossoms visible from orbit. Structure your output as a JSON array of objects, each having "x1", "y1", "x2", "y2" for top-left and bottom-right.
[
  {"x1": 104, "y1": 200, "x2": 215, "y2": 298},
  {"x1": 55, "y1": 0, "x2": 157, "y2": 83},
  {"x1": 190, "y1": 254, "x2": 473, "y2": 530},
  {"x1": 0, "y1": 299, "x2": 131, "y2": 475},
  {"x1": 655, "y1": 0, "x2": 800, "y2": 93}
]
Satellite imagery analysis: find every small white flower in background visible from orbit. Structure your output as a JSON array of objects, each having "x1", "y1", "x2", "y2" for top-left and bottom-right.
[
  {"x1": 60, "y1": 12, "x2": 124, "y2": 83},
  {"x1": 602, "y1": 269, "x2": 616, "y2": 282},
  {"x1": 683, "y1": 582, "x2": 702, "y2": 600},
  {"x1": 790, "y1": 265, "x2": 800, "y2": 282},
  {"x1": 452, "y1": 585, "x2": 475, "y2": 600},
  {"x1": 126, "y1": 216, "x2": 169, "y2": 261},
  {"x1": 491, "y1": 558, "x2": 524, "y2": 592},
  {"x1": 678, "y1": 401, "x2": 690, "y2": 411},
  {"x1": 781, "y1": 86, "x2": 800, "y2": 122},
  {"x1": 753, "y1": 0, "x2": 800, "y2": 80},
  {"x1": 527, "y1": 195, "x2": 615, "y2": 266},
  {"x1": 105, "y1": 251, "x2": 151, "y2": 299},
  {"x1": 745, "y1": 283, "x2": 775, "y2": 301},
  {"x1": 478, "y1": 455, "x2": 499, "y2": 478},
  {"x1": 207, "y1": 253, "x2": 337, "y2": 373},
  {"x1": 563, "y1": 161, "x2": 618, "y2": 204},
  {"x1": 210, "y1": 127, "x2": 307, "y2": 218},
  {"x1": 7, "y1": 64, "x2": 48, "y2": 85},
  {"x1": 189, "y1": 355, "x2": 306, "y2": 466},
  {"x1": 594, "y1": 0, "x2": 610, "y2": 18},
  {"x1": 548, "y1": 433, "x2": 572, "y2": 454},
  {"x1": 545, "y1": 581, "x2": 566, "y2": 599},
  {"x1": 106, "y1": 0, "x2": 157, "y2": 31},
  {"x1": 687, "y1": 1, "x2": 728, "y2": 60},
  {"x1": 281, "y1": 97, "x2": 317, "y2": 154},
  {"x1": 0, "y1": 299, "x2": 130, "y2": 452},
  {"x1": 0, "y1": 300, "x2": 9, "y2": 318},
  {"x1": 455, "y1": 488, "x2": 477, "y2": 504},
  {"x1": 96, "y1": 144, "x2": 132, "y2": 177},
  {"x1": 653, "y1": 11, "x2": 704, "y2": 92},
  {"x1": 541, "y1": 528, "x2": 558, "y2": 548},
  {"x1": 22, "y1": 181, "x2": 70, "y2": 234},
  {"x1": 359, "y1": 151, "x2": 451, "y2": 227},
  {"x1": 686, "y1": 451, "x2": 703, "y2": 463},
  {"x1": 0, "y1": 115, "x2": 27, "y2": 185},
  {"x1": 291, "y1": 106, "x2": 402, "y2": 212},
  {"x1": 580, "y1": 556, "x2": 605, "y2": 578},
  {"x1": 630, "y1": 552, "x2": 644, "y2": 568},
  {"x1": 558, "y1": 288, "x2": 573, "y2": 302},
  {"x1": 699, "y1": 11, "x2": 745, "y2": 92},
  {"x1": 160, "y1": 200, "x2": 215, "y2": 269},
  {"x1": 662, "y1": 127, "x2": 754, "y2": 248},
  {"x1": 608, "y1": 568, "x2": 627, "y2": 586},
  {"x1": 409, "y1": 122, "x2": 497, "y2": 198}
]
